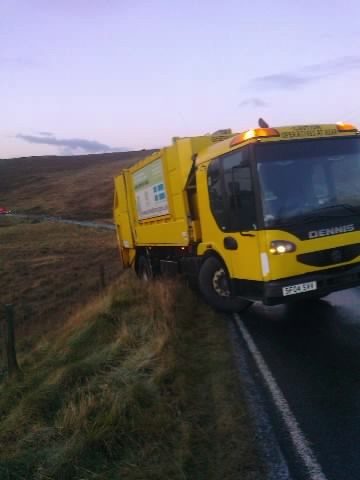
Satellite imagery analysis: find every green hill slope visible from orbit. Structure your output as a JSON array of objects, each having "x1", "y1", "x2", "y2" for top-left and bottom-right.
[{"x1": 0, "y1": 274, "x2": 265, "y2": 480}]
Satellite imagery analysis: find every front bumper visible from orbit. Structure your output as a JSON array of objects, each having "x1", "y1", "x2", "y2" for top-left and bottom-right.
[{"x1": 231, "y1": 262, "x2": 360, "y2": 306}]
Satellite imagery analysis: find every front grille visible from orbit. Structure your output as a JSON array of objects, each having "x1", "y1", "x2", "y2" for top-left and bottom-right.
[{"x1": 297, "y1": 243, "x2": 360, "y2": 267}]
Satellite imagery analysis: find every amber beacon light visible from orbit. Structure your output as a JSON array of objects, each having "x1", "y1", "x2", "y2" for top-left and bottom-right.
[
  {"x1": 230, "y1": 128, "x2": 280, "y2": 147},
  {"x1": 336, "y1": 122, "x2": 358, "y2": 132}
]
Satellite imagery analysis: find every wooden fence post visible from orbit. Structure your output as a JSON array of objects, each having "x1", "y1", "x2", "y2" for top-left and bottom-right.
[
  {"x1": 1, "y1": 314, "x2": 7, "y2": 372},
  {"x1": 4, "y1": 304, "x2": 20, "y2": 377},
  {"x1": 99, "y1": 264, "x2": 106, "y2": 290}
]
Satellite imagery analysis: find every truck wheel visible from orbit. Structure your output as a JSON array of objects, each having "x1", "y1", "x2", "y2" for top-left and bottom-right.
[
  {"x1": 198, "y1": 256, "x2": 252, "y2": 313},
  {"x1": 137, "y1": 255, "x2": 152, "y2": 281}
]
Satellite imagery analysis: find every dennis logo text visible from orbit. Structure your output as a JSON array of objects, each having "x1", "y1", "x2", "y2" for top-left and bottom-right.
[{"x1": 308, "y1": 224, "x2": 355, "y2": 239}]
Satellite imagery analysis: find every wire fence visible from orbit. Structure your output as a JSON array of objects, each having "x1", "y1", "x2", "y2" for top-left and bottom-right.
[{"x1": 0, "y1": 263, "x2": 109, "y2": 381}]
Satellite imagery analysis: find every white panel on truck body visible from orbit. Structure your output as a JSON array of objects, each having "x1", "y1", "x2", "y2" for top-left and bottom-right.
[{"x1": 132, "y1": 158, "x2": 169, "y2": 220}]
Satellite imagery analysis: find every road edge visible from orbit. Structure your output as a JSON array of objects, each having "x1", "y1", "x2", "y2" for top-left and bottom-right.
[{"x1": 227, "y1": 316, "x2": 293, "y2": 480}]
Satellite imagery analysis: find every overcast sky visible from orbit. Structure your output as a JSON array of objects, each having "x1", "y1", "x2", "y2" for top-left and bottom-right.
[{"x1": 1, "y1": 0, "x2": 360, "y2": 157}]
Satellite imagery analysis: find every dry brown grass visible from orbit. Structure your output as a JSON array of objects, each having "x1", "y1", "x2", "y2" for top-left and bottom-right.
[
  {"x1": 0, "y1": 218, "x2": 121, "y2": 342},
  {"x1": 0, "y1": 150, "x2": 153, "y2": 221},
  {"x1": 0, "y1": 273, "x2": 265, "y2": 480}
]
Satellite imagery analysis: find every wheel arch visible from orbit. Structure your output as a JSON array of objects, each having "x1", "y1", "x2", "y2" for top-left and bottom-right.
[
  {"x1": 200, "y1": 249, "x2": 230, "y2": 274},
  {"x1": 198, "y1": 253, "x2": 252, "y2": 312}
]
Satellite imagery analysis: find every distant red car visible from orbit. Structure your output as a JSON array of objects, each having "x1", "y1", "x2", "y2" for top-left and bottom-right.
[{"x1": 0, "y1": 208, "x2": 10, "y2": 214}]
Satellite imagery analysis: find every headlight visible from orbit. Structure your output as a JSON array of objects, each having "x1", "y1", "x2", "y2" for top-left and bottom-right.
[{"x1": 269, "y1": 240, "x2": 296, "y2": 255}]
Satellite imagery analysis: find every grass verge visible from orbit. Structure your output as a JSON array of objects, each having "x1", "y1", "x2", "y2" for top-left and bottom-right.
[
  {"x1": 0, "y1": 273, "x2": 265, "y2": 479},
  {"x1": 0, "y1": 219, "x2": 121, "y2": 343}
]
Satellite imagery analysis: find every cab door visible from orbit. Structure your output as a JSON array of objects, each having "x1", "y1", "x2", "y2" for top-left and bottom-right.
[{"x1": 206, "y1": 147, "x2": 263, "y2": 285}]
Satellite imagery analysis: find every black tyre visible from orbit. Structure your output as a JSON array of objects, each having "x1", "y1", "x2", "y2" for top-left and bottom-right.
[
  {"x1": 137, "y1": 255, "x2": 152, "y2": 281},
  {"x1": 198, "y1": 256, "x2": 252, "y2": 313}
]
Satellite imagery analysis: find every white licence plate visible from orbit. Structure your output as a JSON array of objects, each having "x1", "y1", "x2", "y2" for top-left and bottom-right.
[{"x1": 282, "y1": 281, "x2": 317, "y2": 296}]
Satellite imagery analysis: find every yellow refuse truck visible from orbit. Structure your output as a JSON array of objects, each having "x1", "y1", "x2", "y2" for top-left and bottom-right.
[{"x1": 114, "y1": 122, "x2": 360, "y2": 311}]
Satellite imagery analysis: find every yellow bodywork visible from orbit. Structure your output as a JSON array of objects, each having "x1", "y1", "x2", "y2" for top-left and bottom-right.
[
  {"x1": 114, "y1": 133, "x2": 232, "y2": 265},
  {"x1": 114, "y1": 123, "x2": 360, "y2": 287}
]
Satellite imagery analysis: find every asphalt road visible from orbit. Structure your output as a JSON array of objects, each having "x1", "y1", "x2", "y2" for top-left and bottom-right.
[{"x1": 232, "y1": 288, "x2": 360, "y2": 480}]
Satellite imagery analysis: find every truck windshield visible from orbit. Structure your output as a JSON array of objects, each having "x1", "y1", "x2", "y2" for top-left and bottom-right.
[{"x1": 256, "y1": 137, "x2": 360, "y2": 227}]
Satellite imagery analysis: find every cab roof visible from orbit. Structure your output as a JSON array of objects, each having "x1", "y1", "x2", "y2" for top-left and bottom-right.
[{"x1": 196, "y1": 122, "x2": 359, "y2": 166}]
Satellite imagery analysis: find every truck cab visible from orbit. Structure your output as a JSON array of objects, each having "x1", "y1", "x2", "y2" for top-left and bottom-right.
[{"x1": 195, "y1": 123, "x2": 360, "y2": 310}]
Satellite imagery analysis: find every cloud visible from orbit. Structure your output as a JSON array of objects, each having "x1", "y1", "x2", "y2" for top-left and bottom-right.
[
  {"x1": 16, "y1": 133, "x2": 127, "y2": 155},
  {"x1": 250, "y1": 56, "x2": 360, "y2": 91},
  {"x1": 252, "y1": 73, "x2": 310, "y2": 90},
  {"x1": 38, "y1": 131, "x2": 54, "y2": 137},
  {"x1": 304, "y1": 56, "x2": 360, "y2": 76},
  {"x1": 238, "y1": 97, "x2": 269, "y2": 108}
]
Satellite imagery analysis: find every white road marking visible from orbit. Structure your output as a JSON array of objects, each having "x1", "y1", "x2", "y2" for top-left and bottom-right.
[{"x1": 233, "y1": 313, "x2": 328, "y2": 480}]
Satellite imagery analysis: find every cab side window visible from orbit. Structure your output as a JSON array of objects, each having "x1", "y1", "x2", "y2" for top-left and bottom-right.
[
  {"x1": 208, "y1": 158, "x2": 227, "y2": 229},
  {"x1": 228, "y1": 165, "x2": 256, "y2": 230},
  {"x1": 208, "y1": 147, "x2": 257, "y2": 231}
]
